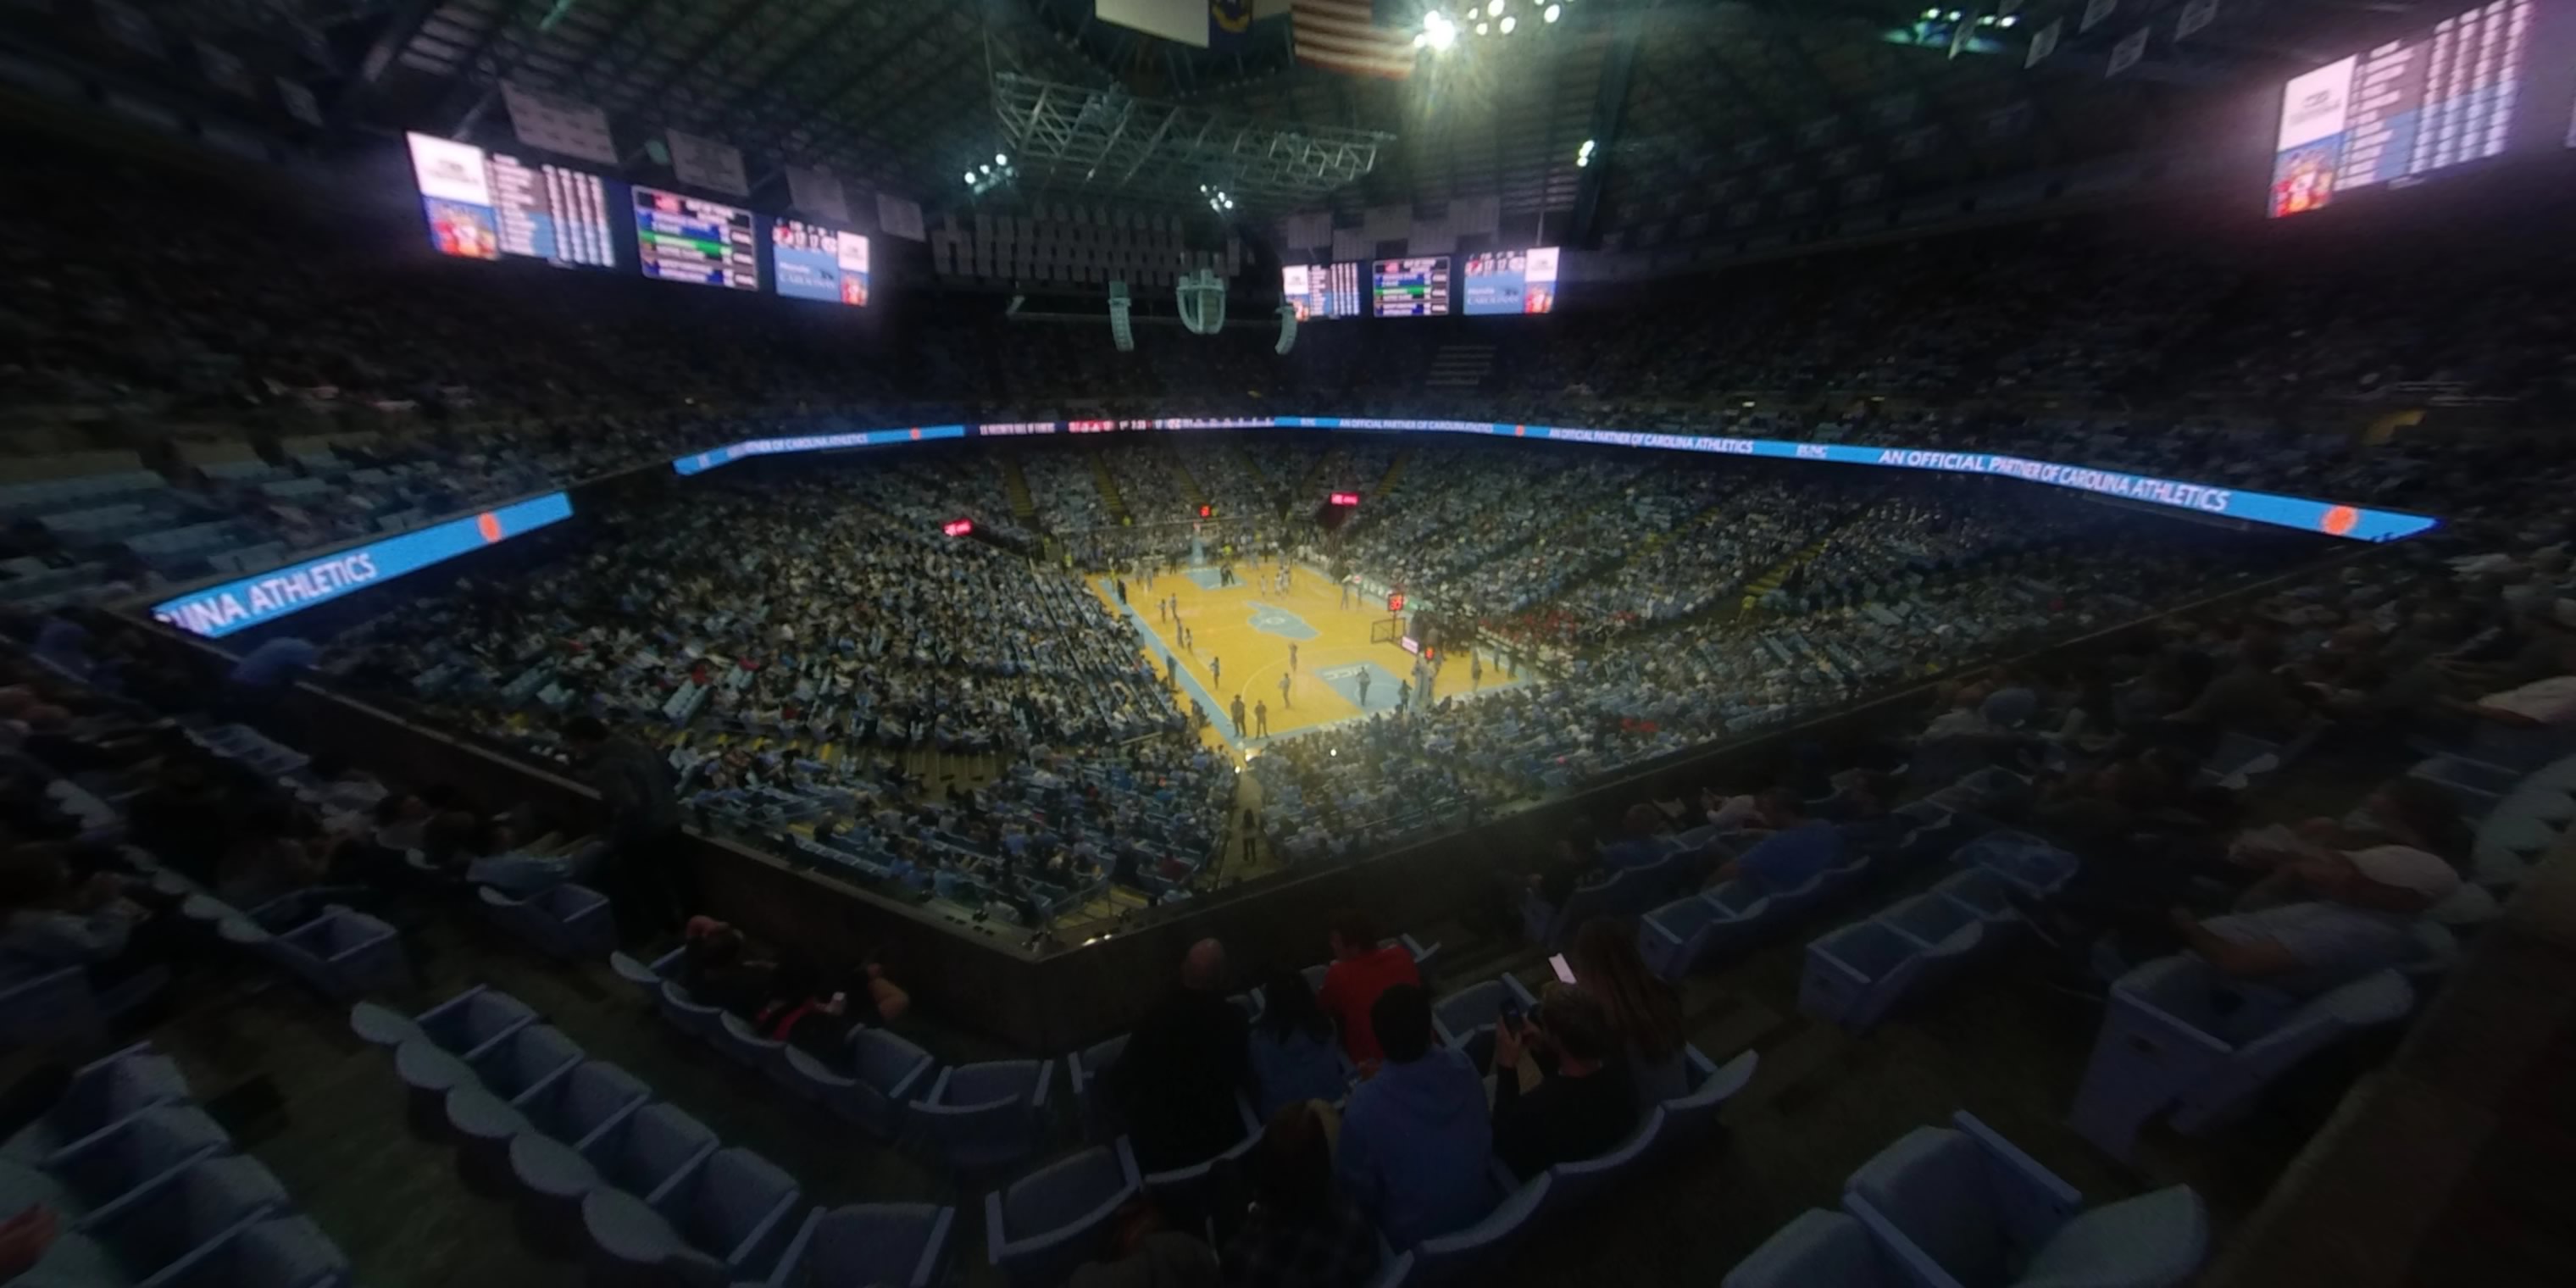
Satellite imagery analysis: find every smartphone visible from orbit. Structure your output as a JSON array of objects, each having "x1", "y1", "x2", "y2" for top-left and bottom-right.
[
  {"x1": 1549, "y1": 953, "x2": 1575, "y2": 985},
  {"x1": 1496, "y1": 1000, "x2": 1524, "y2": 1030}
]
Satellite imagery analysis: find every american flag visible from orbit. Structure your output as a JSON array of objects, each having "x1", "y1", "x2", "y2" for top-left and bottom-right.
[{"x1": 1291, "y1": 0, "x2": 1418, "y2": 79}]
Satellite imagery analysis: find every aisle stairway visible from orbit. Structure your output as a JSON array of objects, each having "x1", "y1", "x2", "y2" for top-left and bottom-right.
[
  {"x1": 1085, "y1": 447, "x2": 1131, "y2": 525},
  {"x1": 1424, "y1": 342, "x2": 1496, "y2": 392},
  {"x1": 1001, "y1": 455, "x2": 1037, "y2": 526},
  {"x1": 1169, "y1": 452, "x2": 1209, "y2": 514},
  {"x1": 1739, "y1": 498, "x2": 1885, "y2": 613},
  {"x1": 1372, "y1": 447, "x2": 1415, "y2": 502}
]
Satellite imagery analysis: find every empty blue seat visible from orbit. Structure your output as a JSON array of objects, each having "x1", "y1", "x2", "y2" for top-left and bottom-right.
[
  {"x1": 838, "y1": 1029, "x2": 936, "y2": 1138},
  {"x1": 1068, "y1": 1034, "x2": 1130, "y2": 1141},
  {"x1": 478, "y1": 883, "x2": 615, "y2": 960},
  {"x1": 1801, "y1": 922, "x2": 1930, "y2": 1034},
  {"x1": 908, "y1": 1059, "x2": 1054, "y2": 1178},
  {"x1": 348, "y1": 986, "x2": 535, "y2": 1060},
  {"x1": 39, "y1": 1103, "x2": 229, "y2": 1216},
  {"x1": 65, "y1": 1154, "x2": 289, "y2": 1286},
  {"x1": 160, "y1": 1214, "x2": 353, "y2": 1288},
  {"x1": 983, "y1": 1144, "x2": 1140, "y2": 1288},
  {"x1": 1430, "y1": 978, "x2": 1534, "y2": 1053},
  {"x1": 223, "y1": 906, "x2": 408, "y2": 999},
  {"x1": 2, "y1": 1044, "x2": 190, "y2": 1163},
  {"x1": 1725, "y1": 1209, "x2": 1895, "y2": 1287},
  {"x1": 468, "y1": 1024, "x2": 585, "y2": 1107},
  {"x1": 2068, "y1": 957, "x2": 2414, "y2": 1163},
  {"x1": 516, "y1": 1060, "x2": 651, "y2": 1150},
  {"x1": 1657, "y1": 1046, "x2": 1758, "y2": 1157},
  {"x1": 580, "y1": 1102, "x2": 720, "y2": 1198},
  {"x1": 1951, "y1": 832, "x2": 2077, "y2": 900},
  {"x1": 1541, "y1": 1106, "x2": 1665, "y2": 1215},
  {"x1": 1930, "y1": 869, "x2": 2023, "y2": 928},
  {"x1": 646, "y1": 1145, "x2": 802, "y2": 1280},
  {"x1": 0, "y1": 964, "x2": 165, "y2": 1053},
  {"x1": 716, "y1": 1010, "x2": 791, "y2": 1075},
  {"x1": 608, "y1": 946, "x2": 685, "y2": 999},
  {"x1": 766, "y1": 1202, "x2": 956, "y2": 1288},
  {"x1": 657, "y1": 979, "x2": 725, "y2": 1040},
  {"x1": 1844, "y1": 1112, "x2": 2207, "y2": 1288},
  {"x1": 1411, "y1": 1172, "x2": 1549, "y2": 1280}
]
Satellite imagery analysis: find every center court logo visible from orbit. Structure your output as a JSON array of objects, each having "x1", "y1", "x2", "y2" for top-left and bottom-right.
[{"x1": 1245, "y1": 602, "x2": 1319, "y2": 641}]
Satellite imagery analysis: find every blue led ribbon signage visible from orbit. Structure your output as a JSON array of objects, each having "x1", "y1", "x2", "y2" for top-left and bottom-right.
[{"x1": 152, "y1": 492, "x2": 575, "y2": 638}]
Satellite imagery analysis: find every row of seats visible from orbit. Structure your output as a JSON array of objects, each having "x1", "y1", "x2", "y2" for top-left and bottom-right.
[
  {"x1": 351, "y1": 985, "x2": 958, "y2": 1285},
  {"x1": 1726, "y1": 1111, "x2": 2207, "y2": 1287},
  {"x1": 0, "y1": 1043, "x2": 350, "y2": 1287}
]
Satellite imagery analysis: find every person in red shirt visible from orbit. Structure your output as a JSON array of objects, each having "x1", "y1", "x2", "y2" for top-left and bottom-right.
[{"x1": 1316, "y1": 909, "x2": 1420, "y2": 1067}]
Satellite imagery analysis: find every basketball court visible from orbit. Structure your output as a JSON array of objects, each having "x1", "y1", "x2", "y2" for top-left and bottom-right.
[{"x1": 1091, "y1": 558, "x2": 1526, "y2": 756}]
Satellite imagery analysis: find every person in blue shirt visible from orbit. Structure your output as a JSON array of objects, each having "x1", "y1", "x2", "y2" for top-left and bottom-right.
[
  {"x1": 1335, "y1": 983, "x2": 1493, "y2": 1250},
  {"x1": 1707, "y1": 791, "x2": 1845, "y2": 896}
]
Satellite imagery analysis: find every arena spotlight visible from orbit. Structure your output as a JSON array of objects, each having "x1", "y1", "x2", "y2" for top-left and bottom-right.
[
  {"x1": 1500, "y1": 14, "x2": 1515, "y2": 31},
  {"x1": 1424, "y1": 10, "x2": 1457, "y2": 48},
  {"x1": 1544, "y1": 3, "x2": 1561, "y2": 21},
  {"x1": 995, "y1": 153, "x2": 1008, "y2": 165},
  {"x1": 1476, "y1": 20, "x2": 1488, "y2": 34},
  {"x1": 1486, "y1": 0, "x2": 1503, "y2": 14},
  {"x1": 1575, "y1": 138, "x2": 1596, "y2": 167}
]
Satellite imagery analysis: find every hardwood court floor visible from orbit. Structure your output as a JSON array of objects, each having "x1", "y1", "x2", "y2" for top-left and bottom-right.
[{"x1": 1091, "y1": 560, "x2": 1524, "y2": 756}]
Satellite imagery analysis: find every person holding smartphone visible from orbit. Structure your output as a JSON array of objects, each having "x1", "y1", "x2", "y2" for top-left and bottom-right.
[{"x1": 1489, "y1": 983, "x2": 1639, "y2": 1182}]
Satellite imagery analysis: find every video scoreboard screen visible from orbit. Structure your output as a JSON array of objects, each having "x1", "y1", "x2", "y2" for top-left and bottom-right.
[
  {"x1": 1371, "y1": 256, "x2": 1451, "y2": 317},
  {"x1": 772, "y1": 219, "x2": 870, "y2": 306},
  {"x1": 1462, "y1": 247, "x2": 1561, "y2": 316},
  {"x1": 405, "y1": 133, "x2": 614, "y2": 269},
  {"x1": 2269, "y1": 0, "x2": 2534, "y2": 218},
  {"x1": 634, "y1": 186, "x2": 758, "y2": 289},
  {"x1": 1282, "y1": 263, "x2": 1363, "y2": 319}
]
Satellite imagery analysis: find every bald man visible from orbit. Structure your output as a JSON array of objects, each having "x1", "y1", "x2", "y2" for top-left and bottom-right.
[{"x1": 1107, "y1": 937, "x2": 1253, "y2": 1171}]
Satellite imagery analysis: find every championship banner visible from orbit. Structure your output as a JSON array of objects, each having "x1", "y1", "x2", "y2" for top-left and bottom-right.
[
  {"x1": 500, "y1": 82, "x2": 619, "y2": 167},
  {"x1": 2107, "y1": 26, "x2": 2149, "y2": 77},
  {"x1": 668, "y1": 129, "x2": 751, "y2": 197},
  {"x1": 2177, "y1": 0, "x2": 2218, "y2": 40},
  {"x1": 2081, "y1": 0, "x2": 2117, "y2": 33},
  {"x1": 2025, "y1": 19, "x2": 2062, "y2": 69},
  {"x1": 277, "y1": 78, "x2": 324, "y2": 126},
  {"x1": 876, "y1": 194, "x2": 925, "y2": 242},
  {"x1": 197, "y1": 41, "x2": 255, "y2": 97},
  {"x1": 786, "y1": 165, "x2": 852, "y2": 225}
]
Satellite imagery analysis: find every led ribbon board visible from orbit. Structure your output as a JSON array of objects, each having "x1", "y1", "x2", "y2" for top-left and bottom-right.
[
  {"x1": 672, "y1": 425, "x2": 969, "y2": 475},
  {"x1": 1269, "y1": 419, "x2": 2437, "y2": 543},
  {"x1": 153, "y1": 492, "x2": 575, "y2": 638}
]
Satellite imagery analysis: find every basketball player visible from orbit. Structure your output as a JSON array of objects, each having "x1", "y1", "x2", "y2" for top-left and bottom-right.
[{"x1": 1278, "y1": 672, "x2": 1291, "y2": 709}]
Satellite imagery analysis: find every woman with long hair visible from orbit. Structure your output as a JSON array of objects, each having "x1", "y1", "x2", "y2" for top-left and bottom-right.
[
  {"x1": 1569, "y1": 917, "x2": 1689, "y2": 1104},
  {"x1": 1247, "y1": 965, "x2": 1352, "y2": 1118}
]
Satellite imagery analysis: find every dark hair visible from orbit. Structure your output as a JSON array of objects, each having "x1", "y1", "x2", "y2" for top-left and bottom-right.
[
  {"x1": 1247, "y1": 1101, "x2": 1336, "y2": 1221},
  {"x1": 1255, "y1": 966, "x2": 1332, "y2": 1045},
  {"x1": 1536, "y1": 984, "x2": 1614, "y2": 1063},
  {"x1": 1370, "y1": 983, "x2": 1433, "y2": 1064},
  {"x1": 1569, "y1": 919, "x2": 1684, "y2": 1062},
  {"x1": 1327, "y1": 908, "x2": 1379, "y2": 952},
  {"x1": 562, "y1": 715, "x2": 609, "y2": 744}
]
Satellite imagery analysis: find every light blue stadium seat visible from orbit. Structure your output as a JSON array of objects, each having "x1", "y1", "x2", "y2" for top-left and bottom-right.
[
  {"x1": 1844, "y1": 1113, "x2": 2207, "y2": 1288},
  {"x1": 38, "y1": 1103, "x2": 230, "y2": 1218},
  {"x1": 608, "y1": 946, "x2": 685, "y2": 999},
  {"x1": 1068, "y1": 1034, "x2": 1130, "y2": 1141},
  {"x1": 69, "y1": 1154, "x2": 289, "y2": 1287},
  {"x1": 907, "y1": 1059, "x2": 1053, "y2": 1179},
  {"x1": 3, "y1": 1044, "x2": 191, "y2": 1165},
  {"x1": 155, "y1": 1214, "x2": 353, "y2": 1288},
  {"x1": 222, "y1": 906, "x2": 407, "y2": 999},
  {"x1": 764, "y1": 1202, "x2": 955, "y2": 1288},
  {"x1": 348, "y1": 985, "x2": 536, "y2": 1060},
  {"x1": 477, "y1": 883, "x2": 615, "y2": 960},
  {"x1": 1657, "y1": 1046, "x2": 1757, "y2": 1158},
  {"x1": 1800, "y1": 921, "x2": 1930, "y2": 1034},
  {"x1": 1430, "y1": 978, "x2": 1535, "y2": 1054},
  {"x1": 983, "y1": 1144, "x2": 1140, "y2": 1288},
  {"x1": 468, "y1": 1024, "x2": 586, "y2": 1108},
  {"x1": 1726, "y1": 1209, "x2": 1896, "y2": 1287},
  {"x1": 2068, "y1": 957, "x2": 2413, "y2": 1163},
  {"x1": 643, "y1": 1145, "x2": 802, "y2": 1281},
  {"x1": 1541, "y1": 1105, "x2": 1665, "y2": 1214},
  {"x1": 657, "y1": 979, "x2": 726, "y2": 1040},
  {"x1": 516, "y1": 1060, "x2": 651, "y2": 1151},
  {"x1": 1931, "y1": 868, "x2": 2024, "y2": 929},
  {"x1": 580, "y1": 1101, "x2": 719, "y2": 1203},
  {"x1": 840, "y1": 1030, "x2": 937, "y2": 1139},
  {"x1": 1952, "y1": 831, "x2": 2078, "y2": 900},
  {"x1": 716, "y1": 1010, "x2": 791, "y2": 1078},
  {"x1": 0, "y1": 964, "x2": 168, "y2": 1053},
  {"x1": 1409, "y1": 1172, "x2": 1550, "y2": 1281}
]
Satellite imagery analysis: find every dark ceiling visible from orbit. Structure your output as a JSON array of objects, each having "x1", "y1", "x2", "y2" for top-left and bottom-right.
[{"x1": 10, "y1": 0, "x2": 2444, "y2": 245}]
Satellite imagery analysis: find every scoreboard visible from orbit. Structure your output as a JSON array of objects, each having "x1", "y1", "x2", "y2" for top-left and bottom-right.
[
  {"x1": 1371, "y1": 257, "x2": 1451, "y2": 317},
  {"x1": 1463, "y1": 247, "x2": 1560, "y2": 316},
  {"x1": 634, "y1": 186, "x2": 757, "y2": 289},
  {"x1": 2269, "y1": 0, "x2": 2534, "y2": 217},
  {"x1": 406, "y1": 133, "x2": 614, "y2": 269},
  {"x1": 772, "y1": 219, "x2": 869, "y2": 306},
  {"x1": 1283, "y1": 263, "x2": 1363, "y2": 319}
]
